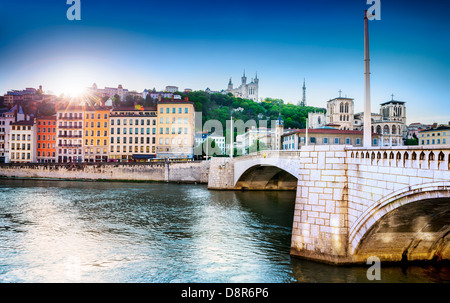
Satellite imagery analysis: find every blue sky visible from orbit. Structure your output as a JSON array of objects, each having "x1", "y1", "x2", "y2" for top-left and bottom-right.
[{"x1": 0, "y1": 0, "x2": 449, "y2": 124}]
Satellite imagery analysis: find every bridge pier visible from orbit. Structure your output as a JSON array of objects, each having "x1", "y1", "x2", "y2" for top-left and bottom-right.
[{"x1": 290, "y1": 145, "x2": 353, "y2": 264}]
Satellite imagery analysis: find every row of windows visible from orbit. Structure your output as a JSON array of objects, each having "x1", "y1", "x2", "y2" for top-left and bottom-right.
[
  {"x1": 86, "y1": 139, "x2": 108, "y2": 146},
  {"x1": 158, "y1": 138, "x2": 190, "y2": 145},
  {"x1": 159, "y1": 117, "x2": 189, "y2": 124},
  {"x1": 59, "y1": 149, "x2": 82, "y2": 154},
  {"x1": 37, "y1": 128, "x2": 56, "y2": 133},
  {"x1": 159, "y1": 127, "x2": 190, "y2": 135},
  {"x1": 111, "y1": 137, "x2": 156, "y2": 144},
  {"x1": 421, "y1": 138, "x2": 447, "y2": 145},
  {"x1": 11, "y1": 125, "x2": 32, "y2": 131},
  {"x1": 37, "y1": 143, "x2": 55, "y2": 149},
  {"x1": 111, "y1": 128, "x2": 156, "y2": 135},
  {"x1": 10, "y1": 152, "x2": 31, "y2": 160},
  {"x1": 38, "y1": 135, "x2": 56, "y2": 141},
  {"x1": 37, "y1": 151, "x2": 56, "y2": 157},
  {"x1": 111, "y1": 119, "x2": 156, "y2": 126},
  {"x1": 110, "y1": 146, "x2": 156, "y2": 153},
  {"x1": 421, "y1": 132, "x2": 447, "y2": 137},
  {"x1": 58, "y1": 113, "x2": 83, "y2": 119},
  {"x1": 85, "y1": 122, "x2": 108, "y2": 128},
  {"x1": 10, "y1": 143, "x2": 31, "y2": 150},
  {"x1": 11, "y1": 134, "x2": 31, "y2": 141},
  {"x1": 37, "y1": 121, "x2": 56, "y2": 126},
  {"x1": 85, "y1": 113, "x2": 109, "y2": 120},
  {"x1": 159, "y1": 107, "x2": 190, "y2": 114}
]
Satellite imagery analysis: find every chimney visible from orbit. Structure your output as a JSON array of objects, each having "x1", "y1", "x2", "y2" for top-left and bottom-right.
[
  {"x1": 433, "y1": 123, "x2": 438, "y2": 129},
  {"x1": 184, "y1": 96, "x2": 189, "y2": 101},
  {"x1": 171, "y1": 95, "x2": 174, "y2": 101},
  {"x1": 158, "y1": 94, "x2": 162, "y2": 102}
]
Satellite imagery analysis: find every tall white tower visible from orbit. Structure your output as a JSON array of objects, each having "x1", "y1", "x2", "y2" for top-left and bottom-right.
[{"x1": 363, "y1": 10, "x2": 372, "y2": 147}]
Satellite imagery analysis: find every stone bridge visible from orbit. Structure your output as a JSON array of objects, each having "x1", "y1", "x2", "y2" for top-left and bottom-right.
[{"x1": 208, "y1": 146, "x2": 450, "y2": 264}]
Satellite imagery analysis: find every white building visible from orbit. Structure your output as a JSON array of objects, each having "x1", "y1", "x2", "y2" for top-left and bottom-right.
[
  {"x1": 9, "y1": 119, "x2": 37, "y2": 163},
  {"x1": 56, "y1": 105, "x2": 85, "y2": 163},
  {"x1": 0, "y1": 105, "x2": 25, "y2": 163},
  {"x1": 109, "y1": 106, "x2": 158, "y2": 161}
]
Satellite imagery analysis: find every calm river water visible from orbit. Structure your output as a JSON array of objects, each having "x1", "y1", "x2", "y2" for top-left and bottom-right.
[{"x1": 0, "y1": 179, "x2": 448, "y2": 283}]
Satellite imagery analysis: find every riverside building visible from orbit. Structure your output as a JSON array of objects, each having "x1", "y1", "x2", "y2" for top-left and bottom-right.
[
  {"x1": 36, "y1": 116, "x2": 56, "y2": 163},
  {"x1": 84, "y1": 106, "x2": 111, "y2": 162},
  {"x1": 109, "y1": 106, "x2": 158, "y2": 161},
  {"x1": 156, "y1": 98, "x2": 195, "y2": 159},
  {"x1": 56, "y1": 104, "x2": 85, "y2": 163},
  {"x1": 9, "y1": 119, "x2": 37, "y2": 163}
]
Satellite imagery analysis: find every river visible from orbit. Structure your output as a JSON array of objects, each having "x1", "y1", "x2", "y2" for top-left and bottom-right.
[{"x1": 0, "y1": 179, "x2": 448, "y2": 283}]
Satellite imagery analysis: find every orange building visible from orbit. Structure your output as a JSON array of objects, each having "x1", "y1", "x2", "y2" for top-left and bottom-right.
[
  {"x1": 84, "y1": 106, "x2": 110, "y2": 162},
  {"x1": 36, "y1": 116, "x2": 56, "y2": 163}
]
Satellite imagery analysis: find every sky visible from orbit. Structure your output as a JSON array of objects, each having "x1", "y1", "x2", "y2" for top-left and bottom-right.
[{"x1": 0, "y1": 0, "x2": 449, "y2": 124}]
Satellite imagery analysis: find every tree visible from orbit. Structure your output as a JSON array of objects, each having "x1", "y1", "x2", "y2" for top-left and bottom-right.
[
  {"x1": 246, "y1": 139, "x2": 268, "y2": 154},
  {"x1": 112, "y1": 94, "x2": 121, "y2": 107}
]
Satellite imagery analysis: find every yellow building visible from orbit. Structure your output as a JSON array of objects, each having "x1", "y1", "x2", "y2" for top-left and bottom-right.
[
  {"x1": 84, "y1": 106, "x2": 111, "y2": 162},
  {"x1": 419, "y1": 125, "x2": 450, "y2": 146},
  {"x1": 156, "y1": 98, "x2": 195, "y2": 159}
]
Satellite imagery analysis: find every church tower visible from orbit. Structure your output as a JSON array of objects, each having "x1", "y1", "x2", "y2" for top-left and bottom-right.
[
  {"x1": 228, "y1": 78, "x2": 233, "y2": 91},
  {"x1": 241, "y1": 70, "x2": 247, "y2": 85}
]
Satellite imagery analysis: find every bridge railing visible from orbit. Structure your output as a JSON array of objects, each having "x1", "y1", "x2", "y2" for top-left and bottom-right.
[
  {"x1": 234, "y1": 150, "x2": 302, "y2": 161},
  {"x1": 346, "y1": 146, "x2": 450, "y2": 171}
]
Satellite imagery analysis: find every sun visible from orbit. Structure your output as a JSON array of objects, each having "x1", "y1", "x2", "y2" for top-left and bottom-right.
[{"x1": 60, "y1": 82, "x2": 87, "y2": 98}]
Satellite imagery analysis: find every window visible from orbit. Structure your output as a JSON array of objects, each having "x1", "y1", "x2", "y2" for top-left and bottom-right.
[
  {"x1": 178, "y1": 108, "x2": 182, "y2": 114},
  {"x1": 373, "y1": 139, "x2": 377, "y2": 146},
  {"x1": 160, "y1": 108, "x2": 164, "y2": 114},
  {"x1": 334, "y1": 138, "x2": 339, "y2": 144},
  {"x1": 323, "y1": 137, "x2": 329, "y2": 144},
  {"x1": 345, "y1": 138, "x2": 351, "y2": 145},
  {"x1": 185, "y1": 108, "x2": 188, "y2": 114},
  {"x1": 310, "y1": 137, "x2": 316, "y2": 144}
]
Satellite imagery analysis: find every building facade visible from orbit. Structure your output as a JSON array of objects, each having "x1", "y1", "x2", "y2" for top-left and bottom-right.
[
  {"x1": 109, "y1": 107, "x2": 158, "y2": 161},
  {"x1": 56, "y1": 105, "x2": 85, "y2": 163},
  {"x1": 0, "y1": 105, "x2": 25, "y2": 163},
  {"x1": 156, "y1": 99, "x2": 195, "y2": 159},
  {"x1": 419, "y1": 125, "x2": 450, "y2": 146},
  {"x1": 84, "y1": 106, "x2": 110, "y2": 162},
  {"x1": 36, "y1": 116, "x2": 56, "y2": 163},
  {"x1": 9, "y1": 119, "x2": 37, "y2": 163}
]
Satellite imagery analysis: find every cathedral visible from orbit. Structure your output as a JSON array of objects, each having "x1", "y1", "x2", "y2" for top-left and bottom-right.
[
  {"x1": 308, "y1": 93, "x2": 407, "y2": 146},
  {"x1": 226, "y1": 71, "x2": 259, "y2": 102}
]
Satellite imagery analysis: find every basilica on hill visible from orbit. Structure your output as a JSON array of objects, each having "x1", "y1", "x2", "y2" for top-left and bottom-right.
[{"x1": 225, "y1": 71, "x2": 259, "y2": 102}]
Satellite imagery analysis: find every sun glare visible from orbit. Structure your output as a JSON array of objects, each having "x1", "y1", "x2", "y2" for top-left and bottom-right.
[{"x1": 60, "y1": 83, "x2": 87, "y2": 98}]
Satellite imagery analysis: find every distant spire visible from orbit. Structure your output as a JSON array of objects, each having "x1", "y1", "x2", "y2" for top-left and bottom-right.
[{"x1": 299, "y1": 78, "x2": 306, "y2": 106}]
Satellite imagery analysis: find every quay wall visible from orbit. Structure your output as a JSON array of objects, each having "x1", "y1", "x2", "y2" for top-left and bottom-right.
[{"x1": 0, "y1": 161, "x2": 210, "y2": 184}]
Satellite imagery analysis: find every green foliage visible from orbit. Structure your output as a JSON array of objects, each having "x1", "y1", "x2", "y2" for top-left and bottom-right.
[{"x1": 188, "y1": 91, "x2": 326, "y2": 132}]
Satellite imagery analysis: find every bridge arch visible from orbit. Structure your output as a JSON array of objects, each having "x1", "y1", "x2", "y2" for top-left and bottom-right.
[
  {"x1": 234, "y1": 157, "x2": 300, "y2": 190},
  {"x1": 349, "y1": 181, "x2": 450, "y2": 258}
]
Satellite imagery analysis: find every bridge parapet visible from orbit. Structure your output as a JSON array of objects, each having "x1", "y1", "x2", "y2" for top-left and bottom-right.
[{"x1": 347, "y1": 146, "x2": 450, "y2": 171}]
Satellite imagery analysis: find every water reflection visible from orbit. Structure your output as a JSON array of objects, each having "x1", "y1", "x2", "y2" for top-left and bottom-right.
[{"x1": 0, "y1": 180, "x2": 448, "y2": 282}]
